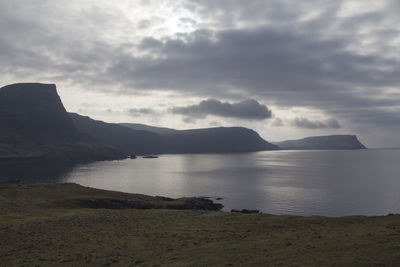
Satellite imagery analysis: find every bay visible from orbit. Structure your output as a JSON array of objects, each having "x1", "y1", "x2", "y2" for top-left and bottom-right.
[{"x1": 1, "y1": 149, "x2": 399, "y2": 217}]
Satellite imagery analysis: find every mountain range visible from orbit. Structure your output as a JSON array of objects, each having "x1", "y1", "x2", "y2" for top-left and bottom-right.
[
  {"x1": 70, "y1": 113, "x2": 278, "y2": 155},
  {"x1": 0, "y1": 83, "x2": 367, "y2": 160}
]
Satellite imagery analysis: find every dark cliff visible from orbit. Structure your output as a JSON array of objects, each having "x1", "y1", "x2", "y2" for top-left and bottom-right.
[
  {"x1": 0, "y1": 83, "x2": 79, "y2": 142},
  {"x1": 0, "y1": 83, "x2": 124, "y2": 160},
  {"x1": 273, "y1": 135, "x2": 367, "y2": 150}
]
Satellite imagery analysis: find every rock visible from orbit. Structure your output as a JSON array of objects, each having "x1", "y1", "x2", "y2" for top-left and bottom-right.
[
  {"x1": 73, "y1": 198, "x2": 155, "y2": 209},
  {"x1": 155, "y1": 196, "x2": 174, "y2": 201},
  {"x1": 231, "y1": 209, "x2": 260, "y2": 214},
  {"x1": 183, "y1": 198, "x2": 224, "y2": 211}
]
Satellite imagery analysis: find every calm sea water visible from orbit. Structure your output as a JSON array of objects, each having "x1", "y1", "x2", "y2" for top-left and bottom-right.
[{"x1": 1, "y1": 149, "x2": 399, "y2": 217}]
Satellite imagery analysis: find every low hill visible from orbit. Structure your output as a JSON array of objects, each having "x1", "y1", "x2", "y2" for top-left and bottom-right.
[
  {"x1": 70, "y1": 113, "x2": 164, "y2": 155},
  {"x1": 273, "y1": 135, "x2": 367, "y2": 150},
  {"x1": 162, "y1": 127, "x2": 278, "y2": 153},
  {"x1": 71, "y1": 114, "x2": 278, "y2": 155}
]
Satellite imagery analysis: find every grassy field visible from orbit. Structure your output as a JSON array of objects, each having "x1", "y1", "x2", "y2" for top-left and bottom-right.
[{"x1": 1, "y1": 183, "x2": 400, "y2": 266}]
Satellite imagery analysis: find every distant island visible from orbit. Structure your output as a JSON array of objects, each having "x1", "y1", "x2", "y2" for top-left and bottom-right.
[
  {"x1": 0, "y1": 83, "x2": 367, "y2": 160},
  {"x1": 273, "y1": 135, "x2": 367, "y2": 150}
]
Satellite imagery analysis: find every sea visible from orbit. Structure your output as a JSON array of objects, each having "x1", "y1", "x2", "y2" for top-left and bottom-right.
[{"x1": 1, "y1": 149, "x2": 399, "y2": 217}]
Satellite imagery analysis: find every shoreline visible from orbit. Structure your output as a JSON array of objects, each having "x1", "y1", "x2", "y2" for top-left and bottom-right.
[
  {"x1": 1, "y1": 180, "x2": 398, "y2": 218},
  {"x1": 1, "y1": 182, "x2": 400, "y2": 265}
]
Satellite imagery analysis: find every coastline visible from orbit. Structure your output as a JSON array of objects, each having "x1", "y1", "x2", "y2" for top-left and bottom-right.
[{"x1": 1, "y1": 183, "x2": 399, "y2": 266}]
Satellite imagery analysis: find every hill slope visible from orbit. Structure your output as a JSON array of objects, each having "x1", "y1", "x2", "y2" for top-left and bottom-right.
[
  {"x1": 71, "y1": 114, "x2": 278, "y2": 155},
  {"x1": 119, "y1": 123, "x2": 177, "y2": 134},
  {"x1": 162, "y1": 127, "x2": 278, "y2": 153},
  {"x1": 70, "y1": 113, "x2": 164, "y2": 155}
]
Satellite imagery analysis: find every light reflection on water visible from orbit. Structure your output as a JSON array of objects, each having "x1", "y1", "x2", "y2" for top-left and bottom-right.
[{"x1": 1, "y1": 149, "x2": 400, "y2": 217}]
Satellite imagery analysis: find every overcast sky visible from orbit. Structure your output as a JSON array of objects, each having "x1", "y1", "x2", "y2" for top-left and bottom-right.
[{"x1": 1, "y1": 0, "x2": 399, "y2": 147}]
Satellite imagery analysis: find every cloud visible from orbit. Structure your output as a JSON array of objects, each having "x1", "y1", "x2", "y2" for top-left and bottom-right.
[
  {"x1": 139, "y1": 37, "x2": 163, "y2": 50},
  {"x1": 127, "y1": 108, "x2": 156, "y2": 116},
  {"x1": 115, "y1": 26, "x2": 399, "y2": 96},
  {"x1": 291, "y1": 118, "x2": 341, "y2": 129},
  {"x1": 270, "y1": 118, "x2": 284, "y2": 127},
  {"x1": 171, "y1": 99, "x2": 272, "y2": 120},
  {"x1": 0, "y1": 0, "x2": 400, "y2": 146},
  {"x1": 105, "y1": 20, "x2": 400, "y2": 144}
]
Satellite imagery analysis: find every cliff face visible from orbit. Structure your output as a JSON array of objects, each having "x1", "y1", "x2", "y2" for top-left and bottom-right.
[
  {"x1": 0, "y1": 83, "x2": 79, "y2": 142},
  {"x1": 0, "y1": 83, "x2": 124, "y2": 160},
  {"x1": 273, "y1": 135, "x2": 367, "y2": 150}
]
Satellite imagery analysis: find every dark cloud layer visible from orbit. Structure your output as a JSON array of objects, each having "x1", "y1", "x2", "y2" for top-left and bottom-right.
[
  {"x1": 0, "y1": 0, "x2": 399, "y2": 146},
  {"x1": 172, "y1": 99, "x2": 272, "y2": 120},
  {"x1": 110, "y1": 27, "x2": 400, "y2": 102}
]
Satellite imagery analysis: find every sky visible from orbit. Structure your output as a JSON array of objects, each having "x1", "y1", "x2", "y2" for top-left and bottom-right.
[{"x1": 1, "y1": 0, "x2": 399, "y2": 147}]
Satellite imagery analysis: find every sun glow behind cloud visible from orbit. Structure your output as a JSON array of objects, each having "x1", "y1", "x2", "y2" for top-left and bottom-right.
[{"x1": 114, "y1": 0, "x2": 197, "y2": 38}]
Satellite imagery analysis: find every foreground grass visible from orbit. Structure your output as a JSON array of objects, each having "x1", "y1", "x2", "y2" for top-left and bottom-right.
[{"x1": 1, "y1": 183, "x2": 400, "y2": 266}]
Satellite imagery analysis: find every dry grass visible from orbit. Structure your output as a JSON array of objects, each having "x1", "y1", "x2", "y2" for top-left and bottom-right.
[{"x1": 1, "y1": 183, "x2": 400, "y2": 266}]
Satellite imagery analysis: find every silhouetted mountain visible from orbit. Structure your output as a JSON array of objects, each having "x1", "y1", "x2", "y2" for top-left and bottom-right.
[
  {"x1": 71, "y1": 114, "x2": 278, "y2": 155},
  {"x1": 119, "y1": 123, "x2": 177, "y2": 134},
  {"x1": 70, "y1": 113, "x2": 164, "y2": 155},
  {"x1": 162, "y1": 127, "x2": 278, "y2": 153},
  {"x1": 0, "y1": 83, "x2": 79, "y2": 142},
  {"x1": 0, "y1": 83, "x2": 124, "y2": 160},
  {"x1": 273, "y1": 135, "x2": 367, "y2": 150}
]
